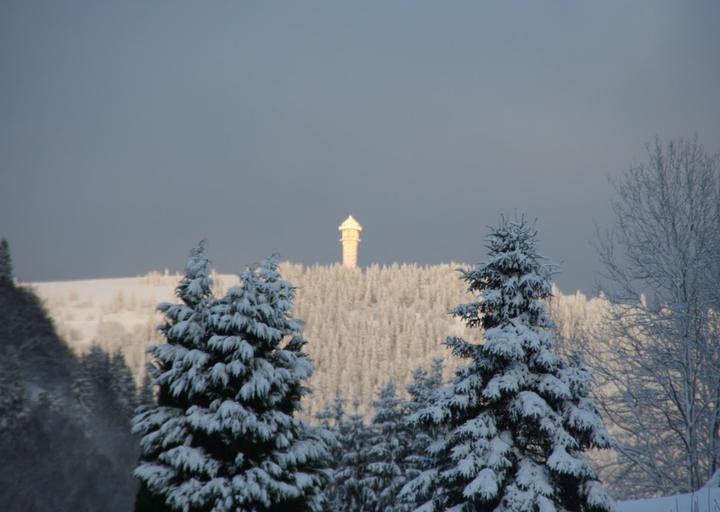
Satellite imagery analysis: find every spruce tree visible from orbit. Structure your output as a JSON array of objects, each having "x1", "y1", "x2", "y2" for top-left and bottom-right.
[
  {"x1": 401, "y1": 217, "x2": 614, "y2": 512},
  {"x1": 331, "y1": 399, "x2": 375, "y2": 512},
  {"x1": 405, "y1": 359, "x2": 443, "y2": 417},
  {"x1": 135, "y1": 251, "x2": 330, "y2": 511},
  {"x1": 398, "y1": 359, "x2": 445, "y2": 510},
  {"x1": 198, "y1": 255, "x2": 330, "y2": 511},
  {"x1": 72, "y1": 345, "x2": 114, "y2": 416},
  {"x1": 313, "y1": 392, "x2": 346, "y2": 508},
  {"x1": 133, "y1": 241, "x2": 215, "y2": 512},
  {"x1": 0, "y1": 238, "x2": 14, "y2": 286},
  {"x1": 110, "y1": 349, "x2": 139, "y2": 419},
  {"x1": 365, "y1": 382, "x2": 413, "y2": 512},
  {"x1": 314, "y1": 392, "x2": 346, "y2": 432}
]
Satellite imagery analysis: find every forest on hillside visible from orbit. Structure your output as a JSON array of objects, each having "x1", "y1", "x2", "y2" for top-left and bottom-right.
[{"x1": 35, "y1": 262, "x2": 604, "y2": 420}]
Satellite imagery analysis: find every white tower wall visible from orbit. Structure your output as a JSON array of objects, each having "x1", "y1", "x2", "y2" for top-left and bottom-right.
[{"x1": 338, "y1": 215, "x2": 362, "y2": 269}]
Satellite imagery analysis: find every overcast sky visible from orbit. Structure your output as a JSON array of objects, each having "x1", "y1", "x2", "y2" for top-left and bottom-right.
[{"x1": 1, "y1": 1, "x2": 719, "y2": 294}]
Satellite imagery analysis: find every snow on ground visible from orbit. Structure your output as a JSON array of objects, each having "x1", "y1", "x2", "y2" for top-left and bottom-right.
[
  {"x1": 618, "y1": 490, "x2": 720, "y2": 512},
  {"x1": 617, "y1": 472, "x2": 720, "y2": 512}
]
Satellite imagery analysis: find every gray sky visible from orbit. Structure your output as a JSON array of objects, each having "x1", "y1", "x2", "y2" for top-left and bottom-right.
[{"x1": 2, "y1": 1, "x2": 719, "y2": 294}]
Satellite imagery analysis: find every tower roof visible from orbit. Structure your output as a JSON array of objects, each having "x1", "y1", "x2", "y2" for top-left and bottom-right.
[{"x1": 338, "y1": 214, "x2": 362, "y2": 231}]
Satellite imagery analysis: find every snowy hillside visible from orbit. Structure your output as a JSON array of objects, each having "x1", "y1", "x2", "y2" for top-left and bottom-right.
[
  {"x1": 27, "y1": 264, "x2": 602, "y2": 419},
  {"x1": 26, "y1": 264, "x2": 466, "y2": 418}
]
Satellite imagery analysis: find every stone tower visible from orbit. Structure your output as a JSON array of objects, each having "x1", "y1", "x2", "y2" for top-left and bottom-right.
[{"x1": 338, "y1": 214, "x2": 362, "y2": 268}]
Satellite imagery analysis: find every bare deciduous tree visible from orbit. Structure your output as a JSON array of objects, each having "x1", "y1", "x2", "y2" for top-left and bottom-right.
[{"x1": 593, "y1": 136, "x2": 720, "y2": 498}]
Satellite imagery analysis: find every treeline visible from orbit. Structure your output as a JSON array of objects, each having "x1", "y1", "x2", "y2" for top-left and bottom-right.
[
  {"x1": 48, "y1": 263, "x2": 602, "y2": 420},
  {"x1": 35, "y1": 253, "x2": 608, "y2": 426}
]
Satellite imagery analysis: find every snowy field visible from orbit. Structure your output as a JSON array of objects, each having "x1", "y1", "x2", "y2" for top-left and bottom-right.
[{"x1": 617, "y1": 472, "x2": 720, "y2": 512}]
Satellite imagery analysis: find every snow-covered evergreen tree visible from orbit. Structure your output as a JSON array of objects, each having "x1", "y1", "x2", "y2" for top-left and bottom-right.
[
  {"x1": 0, "y1": 238, "x2": 13, "y2": 286},
  {"x1": 325, "y1": 363, "x2": 446, "y2": 512},
  {"x1": 401, "y1": 217, "x2": 614, "y2": 512},
  {"x1": 364, "y1": 382, "x2": 413, "y2": 512},
  {"x1": 398, "y1": 359, "x2": 445, "y2": 509},
  {"x1": 313, "y1": 392, "x2": 349, "y2": 509},
  {"x1": 73, "y1": 345, "x2": 137, "y2": 418},
  {"x1": 330, "y1": 399, "x2": 376, "y2": 512},
  {"x1": 135, "y1": 250, "x2": 331, "y2": 511},
  {"x1": 133, "y1": 241, "x2": 216, "y2": 512},
  {"x1": 314, "y1": 392, "x2": 346, "y2": 432},
  {"x1": 313, "y1": 392, "x2": 345, "y2": 474},
  {"x1": 73, "y1": 345, "x2": 114, "y2": 414},
  {"x1": 194, "y1": 255, "x2": 331, "y2": 511},
  {"x1": 405, "y1": 359, "x2": 444, "y2": 417},
  {"x1": 110, "y1": 349, "x2": 139, "y2": 418}
]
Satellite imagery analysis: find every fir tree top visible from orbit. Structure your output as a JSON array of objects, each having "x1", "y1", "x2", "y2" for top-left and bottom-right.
[
  {"x1": 151, "y1": 241, "x2": 215, "y2": 406},
  {"x1": 215, "y1": 255, "x2": 302, "y2": 350},
  {"x1": 0, "y1": 238, "x2": 14, "y2": 286},
  {"x1": 207, "y1": 254, "x2": 314, "y2": 412},
  {"x1": 453, "y1": 216, "x2": 553, "y2": 331},
  {"x1": 174, "y1": 239, "x2": 213, "y2": 308}
]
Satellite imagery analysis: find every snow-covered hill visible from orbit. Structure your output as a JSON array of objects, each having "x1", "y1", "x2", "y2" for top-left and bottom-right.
[
  {"x1": 26, "y1": 263, "x2": 603, "y2": 419},
  {"x1": 26, "y1": 264, "x2": 473, "y2": 418}
]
